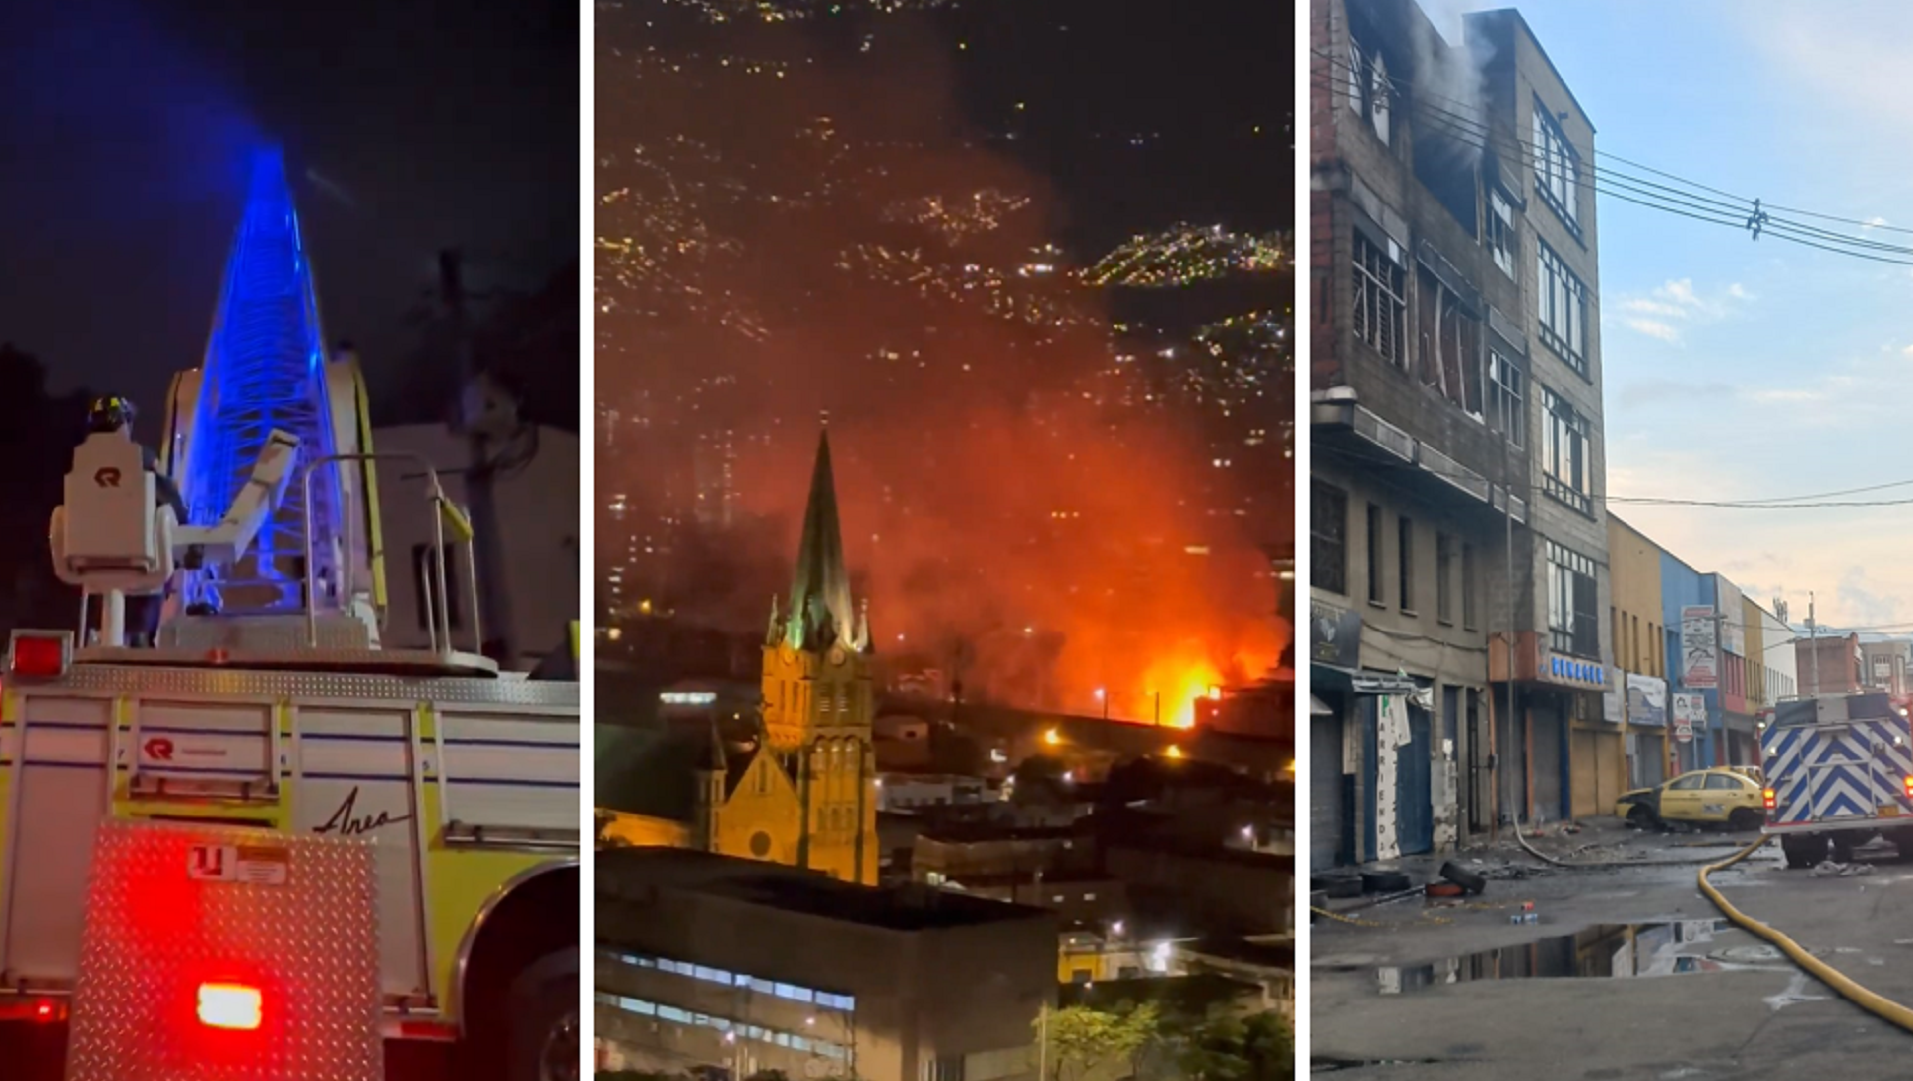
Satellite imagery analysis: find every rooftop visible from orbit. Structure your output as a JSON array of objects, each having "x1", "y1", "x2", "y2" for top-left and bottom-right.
[
  {"x1": 1184, "y1": 935, "x2": 1296, "y2": 971},
  {"x1": 598, "y1": 847, "x2": 1055, "y2": 933},
  {"x1": 918, "y1": 821, "x2": 1083, "y2": 845}
]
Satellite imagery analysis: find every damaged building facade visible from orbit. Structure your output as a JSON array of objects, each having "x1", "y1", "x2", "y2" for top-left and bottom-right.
[{"x1": 1308, "y1": 0, "x2": 1610, "y2": 870}]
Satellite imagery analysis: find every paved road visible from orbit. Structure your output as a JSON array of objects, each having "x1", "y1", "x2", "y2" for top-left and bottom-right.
[{"x1": 1312, "y1": 831, "x2": 1913, "y2": 1079}]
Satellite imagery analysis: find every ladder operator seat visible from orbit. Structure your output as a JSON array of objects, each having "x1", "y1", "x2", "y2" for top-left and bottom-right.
[{"x1": 50, "y1": 431, "x2": 176, "y2": 597}]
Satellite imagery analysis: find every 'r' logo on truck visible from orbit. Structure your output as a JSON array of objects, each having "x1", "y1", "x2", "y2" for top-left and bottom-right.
[
  {"x1": 94, "y1": 467, "x2": 121, "y2": 488},
  {"x1": 144, "y1": 737, "x2": 174, "y2": 761}
]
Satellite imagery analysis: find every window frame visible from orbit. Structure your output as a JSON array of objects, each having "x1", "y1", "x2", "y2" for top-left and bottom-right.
[
  {"x1": 1397, "y1": 514, "x2": 1416, "y2": 615},
  {"x1": 1540, "y1": 385, "x2": 1595, "y2": 516},
  {"x1": 1535, "y1": 241, "x2": 1589, "y2": 377},
  {"x1": 1531, "y1": 97, "x2": 1582, "y2": 234},
  {"x1": 1311, "y1": 481, "x2": 1349, "y2": 595},
  {"x1": 1545, "y1": 539, "x2": 1600, "y2": 658},
  {"x1": 1488, "y1": 187, "x2": 1517, "y2": 277},
  {"x1": 1461, "y1": 542, "x2": 1478, "y2": 630},
  {"x1": 1366, "y1": 503, "x2": 1385, "y2": 607},
  {"x1": 1352, "y1": 232, "x2": 1408, "y2": 365},
  {"x1": 1488, "y1": 350, "x2": 1526, "y2": 449}
]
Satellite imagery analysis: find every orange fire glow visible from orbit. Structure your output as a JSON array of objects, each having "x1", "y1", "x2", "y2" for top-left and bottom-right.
[{"x1": 596, "y1": 22, "x2": 1292, "y2": 714}]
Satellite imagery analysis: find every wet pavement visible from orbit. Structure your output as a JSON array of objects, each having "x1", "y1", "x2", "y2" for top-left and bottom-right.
[{"x1": 1311, "y1": 823, "x2": 1913, "y2": 1079}]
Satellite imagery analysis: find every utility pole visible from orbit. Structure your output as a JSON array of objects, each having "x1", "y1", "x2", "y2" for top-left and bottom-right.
[
  {"x1": 1036, "y1": 1002, "x2": 1049, "y2": 1081},
  {"x1": 1502, "y1": 450, "x2": 1518, "y2": 831},
  {"x1": 1808, "y1": 591, "x2": 1819, "y2": 698},
  {"x1": 440, "y1": 249, "x2": 517, "y2": 666}
]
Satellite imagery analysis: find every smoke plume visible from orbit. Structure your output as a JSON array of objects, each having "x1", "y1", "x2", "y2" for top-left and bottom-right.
[{"x1": 598, "y1": 7, "x2": 1288, "y2": 725}]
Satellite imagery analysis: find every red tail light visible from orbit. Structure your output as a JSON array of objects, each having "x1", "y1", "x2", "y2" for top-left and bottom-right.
[
  {"x1": 9, "y1": 633, "x2": 67, "y2": 678},
  {"x1": 1763, "y1": 788, "x2": 1776, "y2": 810},
  {"x1": 1904, "y1": 775, "x2": 1913, "y2": 800},
  {"x1": 196, "y1": 983, "x2": 262, "y2": 1031},
  {"x1": 0, "y1": 998, "x2": 66, "y2": 1023}
]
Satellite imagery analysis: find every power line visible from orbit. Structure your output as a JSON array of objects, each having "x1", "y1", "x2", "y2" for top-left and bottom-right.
[
  {"x1": 1314, "y1": 53, "x2": 1913, "y2": 261},
  {"x1": 1315, "y1": 441, "x2": 1913, "y2": 511},
  {"x1": 1314, "y1": 61, "x2": 1913, "y2": 265},
  {"x1": 1312, "y1": 50, "x2": 1913, "y2": 263}
]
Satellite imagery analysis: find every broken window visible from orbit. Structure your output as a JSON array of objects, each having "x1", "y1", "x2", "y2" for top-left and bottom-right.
[
  {"x1": 1347, "y1": 40, "x2": 1390, "y2": 145},
  {"x1": 1488, "y1": 188, "x2": 1516, "y2": 277},
  {"x1": 1414, "y1": 266, "x2": 1484, "y2": 416},
  {"x1": 1413, "y1": 130, "x2": 1478, "y2": 236},
  {"x1": 1488, "y1": 350, "x2": 1525, "y2": 448},
  {"x1": 1352, "y1": 233, "x2": 1406, "y2": 364}
]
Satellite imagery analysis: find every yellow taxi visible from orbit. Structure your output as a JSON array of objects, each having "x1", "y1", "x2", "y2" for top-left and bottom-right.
[{"x1": 1614, "y1": 767, "x2": 1766, "y2": 831}]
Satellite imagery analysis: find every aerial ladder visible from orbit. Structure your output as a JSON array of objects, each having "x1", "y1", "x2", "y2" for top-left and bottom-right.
[{"x1": 5, "y1": 150, "x2": 580, "y2": 1081}]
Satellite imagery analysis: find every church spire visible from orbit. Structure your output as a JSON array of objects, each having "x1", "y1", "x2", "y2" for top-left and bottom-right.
[{"x1": 783, "y1": 430, "x2": 862, "y2": 652}]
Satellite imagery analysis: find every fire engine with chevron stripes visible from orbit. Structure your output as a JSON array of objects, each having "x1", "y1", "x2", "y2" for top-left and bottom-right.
[
  {"x1": 0, "y1": 151, "x2": 580, "y2": 1081},
  {"x1": 1762, "y1": 691, "x2": 1913, "y2": 869}
]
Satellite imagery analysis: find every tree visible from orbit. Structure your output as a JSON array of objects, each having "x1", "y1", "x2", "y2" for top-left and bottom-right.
[
  {"x1": 1165, "y1": 1008, "x2": 1294, "y2": 1081},
  {"x1": 0, "y1": 344, "x2": 94, "y2": 638},
  {"x1": 1036, "y1": 1003, "x2": 1161, "y2": 1081}
]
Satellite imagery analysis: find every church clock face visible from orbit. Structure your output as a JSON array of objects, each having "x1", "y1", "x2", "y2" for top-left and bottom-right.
[
  {"x1": 778, "y1": 644, "x2": 796, "y2": 666},
  {"x1": 827, "y1": 645, "x2": 847, "y2": 667}
]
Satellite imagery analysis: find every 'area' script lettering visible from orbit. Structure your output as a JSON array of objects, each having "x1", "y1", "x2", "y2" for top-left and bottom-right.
[{"x1": 315, "y1": 787, "x2": 413, "y2": 836}]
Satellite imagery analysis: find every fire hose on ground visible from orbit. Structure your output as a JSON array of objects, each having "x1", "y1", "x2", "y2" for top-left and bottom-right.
[
  {"x1": 1319, "y1": 820, "x2": 1913, "y2": 1031},
  {"x1": 1517, "y1": 821, "x2": 1913, "y2": 1032},
  {"x1": 1697, "y1": 834, "x2": 1913, "y2": 1032},
  {"x1": 1516, "y1": 817, "x2": 1913, "y2": 1028}
]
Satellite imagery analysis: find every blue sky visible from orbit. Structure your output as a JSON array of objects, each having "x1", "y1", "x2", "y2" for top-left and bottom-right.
[{"x1": 1418, "y1": 0, "x2": 1913, "y2": 631}]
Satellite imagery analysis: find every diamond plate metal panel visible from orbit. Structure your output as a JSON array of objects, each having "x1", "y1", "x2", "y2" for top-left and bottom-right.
[
  {"x1": 35, "y1": 661, "x2": 577, "y2": 708},
  {"x1": 64, "y1": 819, "x2": 383, "y2": 1081}
]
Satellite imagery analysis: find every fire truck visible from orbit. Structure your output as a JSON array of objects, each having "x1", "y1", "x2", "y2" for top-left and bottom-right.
[
  {"x1": 0, "y1": 152, "x2": 580, "y2": 1081},
  {"x1": 1762, "y1": 692, "x2": 1913, "y2": 868}
]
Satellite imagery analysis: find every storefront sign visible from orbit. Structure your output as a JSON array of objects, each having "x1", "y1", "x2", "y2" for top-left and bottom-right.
[
  {"x1": 1542, "y1": 653, "x2": 1606, "y2": 688},
  {"x1": 1681, "y1": 605, "x2": 1718, "y2": 689},
  {"x1": 1626, "y1": 673, "x2": 1667, "y2": 727},
  {"x1": 1311, "y1": 602, "x2": 1362, "y2": 669},
  {"x1": 1671, "y1": 692, "x2": 1706, "y2": 743}
]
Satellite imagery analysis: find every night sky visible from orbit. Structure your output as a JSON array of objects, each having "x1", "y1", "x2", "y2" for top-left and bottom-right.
[{"x1": 0, "y1": 0, "x2": 579, "y2": 431}]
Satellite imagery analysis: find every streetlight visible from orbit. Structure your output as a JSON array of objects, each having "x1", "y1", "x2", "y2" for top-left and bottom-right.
[{"x1": 1094, "y1": 687, "x2": 1108, "y2": 720}]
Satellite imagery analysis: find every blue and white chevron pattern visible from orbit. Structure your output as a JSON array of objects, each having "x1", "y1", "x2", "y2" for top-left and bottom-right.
[{"x1": 1764, "y1": 720, "x2": 1913, "y2": 825}]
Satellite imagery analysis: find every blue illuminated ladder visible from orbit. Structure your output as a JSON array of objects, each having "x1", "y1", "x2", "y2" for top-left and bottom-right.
[{"x1": 180, "y1": 151, "x2": 342, "y2": 613}]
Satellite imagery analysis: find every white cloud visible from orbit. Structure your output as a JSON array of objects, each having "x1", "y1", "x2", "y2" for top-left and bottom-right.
[
  {"x1": 1623, "y1": 299, "x2": 1686, "y2": 318},
  {"x1": 1624, "y1": 318, "x2": 1681, "y2": 342},
  {"x1": 1742, "y1": 387, "x2": 1825, "y2": 404},
  {"x1": 1613, "y1": 278, "x2": 1751, "y2": 343}
]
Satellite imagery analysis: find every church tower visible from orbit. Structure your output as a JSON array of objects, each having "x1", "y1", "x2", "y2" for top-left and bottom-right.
[{"x1": 755, "y1": 431, "x2": 879, "y2": 884}]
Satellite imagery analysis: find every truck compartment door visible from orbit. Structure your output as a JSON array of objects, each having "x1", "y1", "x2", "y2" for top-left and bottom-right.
[
  {"x1": 0, "y1": 694, "x2": 115, "y2": 983},
  {"x1": 294, "y1": 706, "x2": 429, "y2": 1004},
  {"x1": 436, "y1": 710, "x2": 578, "y2": 847},
  {"x1": 129, "y1": 698, "x2": 277, "y2": 804},
  {"x1": 1803, "y1": 724, "x2": 1884, "y2": 821}
]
